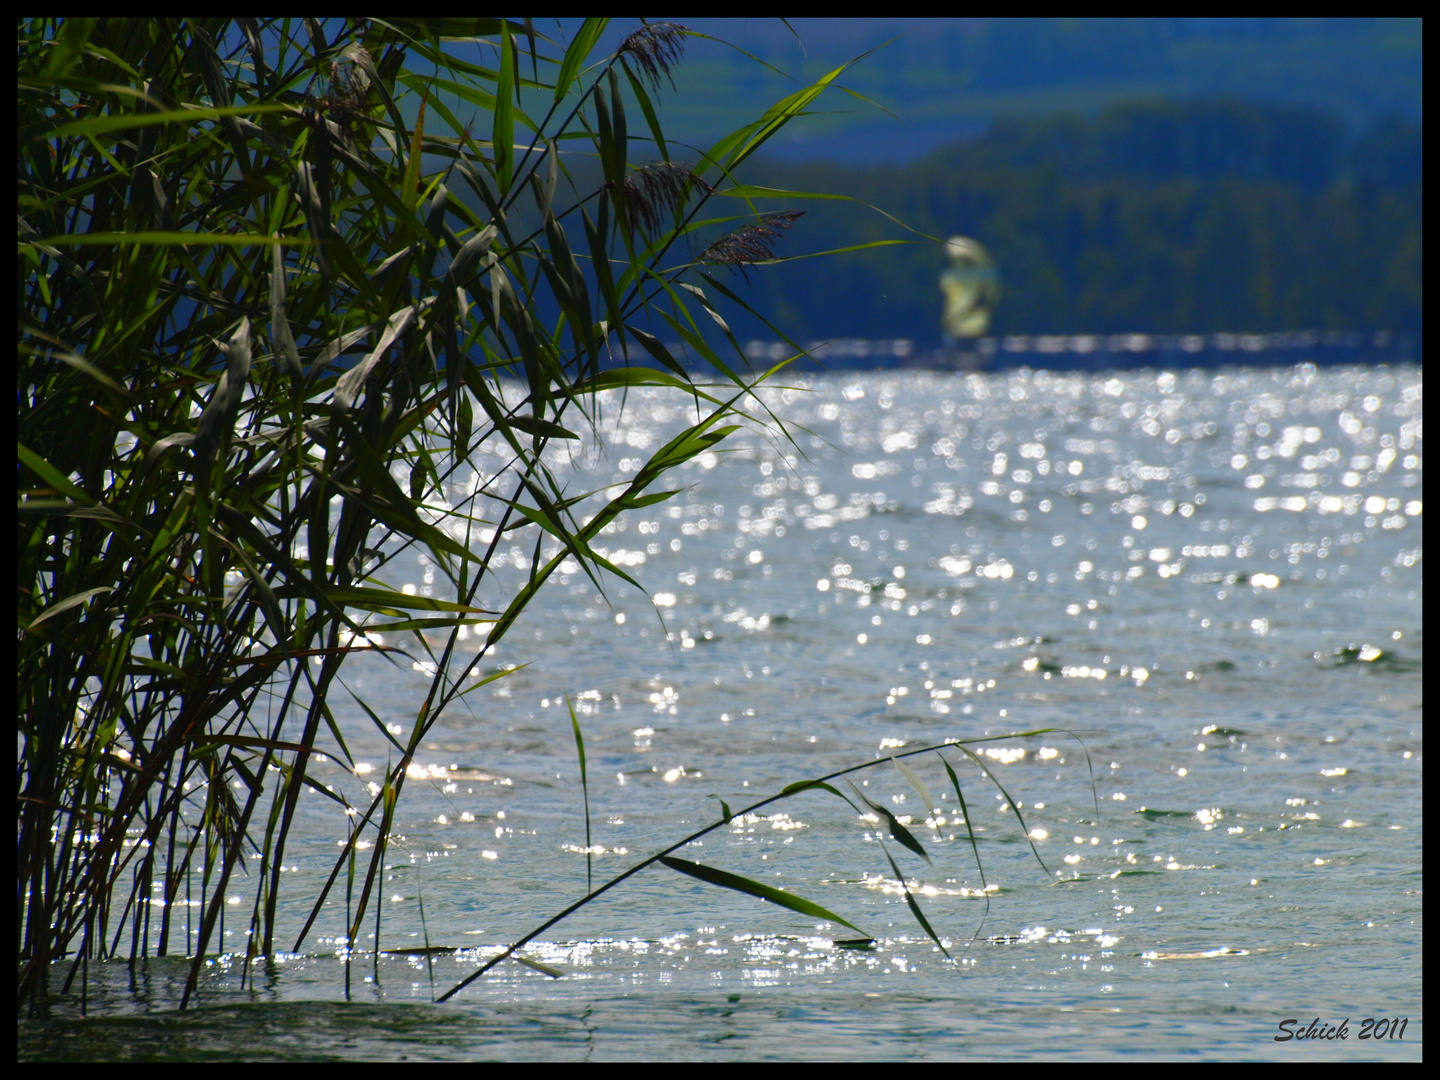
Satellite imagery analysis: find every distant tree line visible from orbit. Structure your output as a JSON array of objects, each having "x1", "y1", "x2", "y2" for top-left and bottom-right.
[{"x1": 723, "y1": 100, "x2": 1422, "y2": 346}]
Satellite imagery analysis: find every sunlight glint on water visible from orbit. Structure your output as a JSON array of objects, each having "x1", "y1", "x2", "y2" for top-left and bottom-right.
[{"x1": 24, "y1": 364, "x2": 1422, "y2": 1060}]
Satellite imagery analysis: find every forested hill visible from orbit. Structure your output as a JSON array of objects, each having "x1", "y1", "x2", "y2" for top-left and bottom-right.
[
  {"x1": 718, "y1": 100, "x2": 1422, "y2": 348},
  {"x1": 647, "y1": 18, "x2": 1422, "y2": 165}
]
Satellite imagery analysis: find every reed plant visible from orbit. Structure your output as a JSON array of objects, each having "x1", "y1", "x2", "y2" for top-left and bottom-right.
[{"x1": 19, "y1": 18, "x2": 1073, "y2": 1013}]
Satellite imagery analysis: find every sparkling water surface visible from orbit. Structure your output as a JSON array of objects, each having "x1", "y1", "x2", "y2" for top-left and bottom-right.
[{"x1": 22, "y1": 364, "x2": 1422, "y2": 1060}]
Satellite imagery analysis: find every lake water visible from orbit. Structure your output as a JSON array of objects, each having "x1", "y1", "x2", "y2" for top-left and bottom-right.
[{"x1": 21, "y1": 363, "x2": 1422, "y2": 1060}]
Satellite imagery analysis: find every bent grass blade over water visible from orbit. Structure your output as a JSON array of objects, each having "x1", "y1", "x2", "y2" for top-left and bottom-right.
[{"x1": 436, "y1": 730, "x2": 1093, "y2": 1002}]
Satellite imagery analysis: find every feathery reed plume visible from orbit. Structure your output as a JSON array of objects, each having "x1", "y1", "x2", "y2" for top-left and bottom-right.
[
  {"x1": 616, "y1": 22, "x2": 687, "y2": 90},
  {"x1": 697, "y1": 211, "x2": 806, "y2": 278},
  {"x1": 305, "y1": 44, "x2": 373, "y2": 131},
  {"x1": 623, "y1": 160, "x2": 710, "y2": 236}
]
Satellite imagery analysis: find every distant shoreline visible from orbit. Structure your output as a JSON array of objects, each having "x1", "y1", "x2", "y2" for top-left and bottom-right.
[
  {"x1": 592, "y1": 330, "x2": 1423, "y2": 375},
  {"x1": 922, "y1": 329, "x2": 1422, "y2": 373}
]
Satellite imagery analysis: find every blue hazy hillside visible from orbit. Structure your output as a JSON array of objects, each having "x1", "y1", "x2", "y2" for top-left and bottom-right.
[{"x1": 632, "y1": 17, "x2": 1422, "y2": 165}]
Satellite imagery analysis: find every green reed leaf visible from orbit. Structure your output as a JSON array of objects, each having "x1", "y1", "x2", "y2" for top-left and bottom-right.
[
  {"x1": 403, "y1": 87, "x2": 427, "y2": 211},
  {"x1": 936, "y1": 751, "x2": 989, "y2": 904},
  {"x1": 891, "y1": 755, "x2": 939, "y2": 819},
  {"x1": 845, "y1": 778, "x2": 931, "y2": 865},
  {"x1": 877, "y1": 838, "x2": 951, "y2": 961},
  {"x1": 493, "y1": 21, "x2": 515, "y2": 191},
  {"x1": 956, "y1": 746, "x2": 1054, "y2": 878},
  {"x1": 512, "y1": 954, "x2": 564, "y2": 978},
  {"x1": 554, "y1": 18, "x2": 608, "y2": 102},
  {"x1": 568, "y1": 695, "x2": 593, "y2": 894},
  {"x1": 25, "y1": 587, "x2": 112, "y2": 632},
  {"x1": 26, "y1": 231, "x2": 303, "y2": 248},
  {"x1": 660, "y1": 856, "x2": 868, "y2": 936}
]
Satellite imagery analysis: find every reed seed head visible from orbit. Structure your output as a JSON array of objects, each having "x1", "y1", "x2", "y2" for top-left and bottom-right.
[
  {"x1": 622, "y1": 160, "x2": 710, "y2": 236},
  {"x1": 697, "y1": 211, "x2": 806, "y2": 278},
  {"x1": 617, "y1": 22, "x2": 687, "y2": 90}
]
